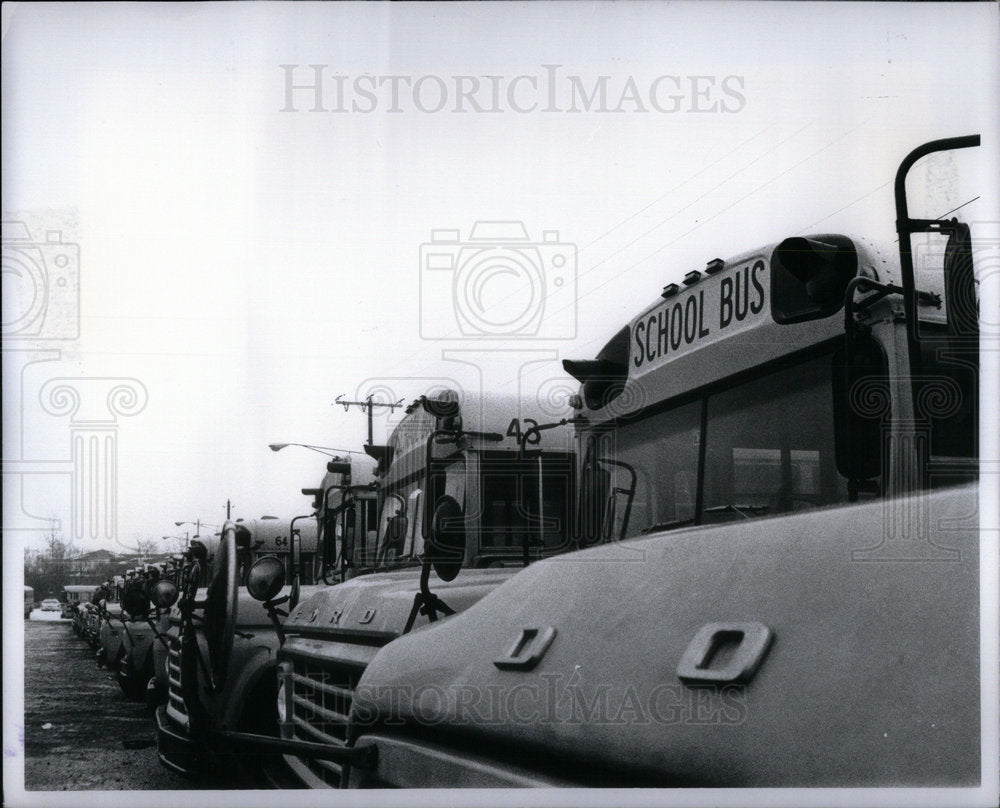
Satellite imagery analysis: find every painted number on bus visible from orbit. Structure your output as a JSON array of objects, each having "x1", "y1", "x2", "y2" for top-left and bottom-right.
[{"x1": 507, "y1": 418, "x2": 540, "y2": 445}]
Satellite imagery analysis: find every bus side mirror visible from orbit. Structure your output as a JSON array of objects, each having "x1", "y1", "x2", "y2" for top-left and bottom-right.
[
  {"x1": 327, "y1": 460, "x2": 351, "y2": 476},
  {"x1": 426, "y1": 495, "x2": 465, "y2": 582},
  {"x1": 772, "y1": 235, "x2": 857, "y2": 324},
  {"x1": 943, "y1": 221, "x2": 978, "y2": 340},
  {"x1": 832, "y1": 334, "x2": 889, "y2": 484}
]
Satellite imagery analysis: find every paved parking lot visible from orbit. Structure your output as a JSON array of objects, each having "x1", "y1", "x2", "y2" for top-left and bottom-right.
[{"x1": 22, "y1": 620, "x2": 205, "y2": 791}]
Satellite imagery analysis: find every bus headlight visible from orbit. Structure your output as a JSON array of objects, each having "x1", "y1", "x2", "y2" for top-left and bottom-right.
[
  {"x1": 276, "y1": 661, "x2": 293, "y2": 726},
  {"x1": 247, "y1": 556, "x2": 285, "y2": 602},
  {"x1": 276, "y1": 677, "x2": 287, "y2": 724},
  {"x1": 150, "y1": 580, "x2": 179, "y2": 610}
]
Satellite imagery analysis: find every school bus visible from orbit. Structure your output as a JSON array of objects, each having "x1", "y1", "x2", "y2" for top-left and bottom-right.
[
  {"x1": 113, "y1": 563, "x2": 180, "y2": 700},
  {"x1": 308, "y1": 454, "x2": 380, "y2": 586},
  {"x1": 61, "y1": 584, "x2": 99, "y2": 619},
  {"x1": 96, "y1": 576, "x2": 125, "y2": 668},
  {"x1": 155, "y1": 482, "x2": 343, "y2": 782},
  {"x1": 149, "y1": 550, "x2": 214, "y2": 706},
  {"x1": 342, "y1": 135, "x2": 988, "y2": 787},
  {"x1": 195, "y1": 389, "x2": 577, "y2": 786}
]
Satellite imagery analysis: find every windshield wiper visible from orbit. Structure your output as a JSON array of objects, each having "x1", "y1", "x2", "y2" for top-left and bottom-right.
[
  {"x1": 640, "y1": 517, "x2": 696, "y2": 535},
  {"x1": 702, "y1": 503, "x2": 770, "y2": 519},
  {"x1": 640, "y1": 504, "x2": 770, "y2": 535}
]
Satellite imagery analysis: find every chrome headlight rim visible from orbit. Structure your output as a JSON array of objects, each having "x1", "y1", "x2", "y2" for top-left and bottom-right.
[{"x1": 276, "y1": 661, "x2": 293, "y2": 725}]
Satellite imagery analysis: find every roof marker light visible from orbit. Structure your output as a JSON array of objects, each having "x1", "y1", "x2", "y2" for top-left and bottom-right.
[
  {"x1": 683, "y1": 271, "x2": 701, "y2": 286},
  {"x1": 661, "y1": 283, "x2": 679, "y2": 299},
  {"x1": 705, "y1": 258, "x2": 725, "y2": 274}
]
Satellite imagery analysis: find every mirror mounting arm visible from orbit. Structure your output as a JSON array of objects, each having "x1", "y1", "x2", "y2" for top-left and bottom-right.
[
  {"x1": 260, "y1": 595, "x2": 290, "y2": 644},
  {"x1": 145, "y1": 613, "x2": 172, "y2": 651},
  {"x1": 518, "y1": 417, "x2": 585, "y2": 456},
  {"x1": 403, "y1": 560, "x2": 455, "y2": 634}
]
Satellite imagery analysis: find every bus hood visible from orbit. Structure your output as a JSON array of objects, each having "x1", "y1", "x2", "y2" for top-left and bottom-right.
[
  {"x1": 234, "y1": 584, "x2": 323, "y2": 629},
  {"x1": 350, "y1": 485, "x2": 980, "y2": 787},
  {"x1": 284, "y1": 568, "x2": 516, "y2": 643}
]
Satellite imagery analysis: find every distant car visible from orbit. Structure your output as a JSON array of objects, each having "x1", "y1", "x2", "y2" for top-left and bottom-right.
[{"x1": 39, "y1": 599, "x2": 62, "y2": 612}]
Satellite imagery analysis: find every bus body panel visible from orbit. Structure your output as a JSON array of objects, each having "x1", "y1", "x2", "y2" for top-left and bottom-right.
[{"x1": 349, "y1": 483, "x2": 979, "y2": 787}]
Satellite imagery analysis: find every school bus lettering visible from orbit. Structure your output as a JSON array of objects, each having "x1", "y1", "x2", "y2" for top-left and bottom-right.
[
  {"x1": 719, "y1": 260, "x2": 765, "y2": 329},
  {"x1": 632, "y1": 259, "x2": 767, "y2": 370}
]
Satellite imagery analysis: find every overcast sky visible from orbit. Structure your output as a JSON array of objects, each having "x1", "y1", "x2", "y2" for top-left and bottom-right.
[{"x1": 3, "y1": 1, "x2": 998, "y2": 558}]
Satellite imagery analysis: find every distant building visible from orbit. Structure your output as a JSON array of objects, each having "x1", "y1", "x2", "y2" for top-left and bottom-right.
[{"x1": 63, "y1": 549, "x2": 173, "y2": 584}]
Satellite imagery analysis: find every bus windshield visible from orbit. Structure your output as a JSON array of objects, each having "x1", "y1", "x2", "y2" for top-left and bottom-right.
[
  {"x1": 584, "y1": 347, "x2": 853, "y2": 542},
  {"x1": 373, "y1": 459, "x2": 454, "y2": 567},
  {"x1": 478, "y1": 450, "x2": 575, "y2": 560}
]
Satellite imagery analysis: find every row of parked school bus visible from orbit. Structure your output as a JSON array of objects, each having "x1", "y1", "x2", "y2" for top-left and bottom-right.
[{"x1": 73, "y1": 136, "x2": 985, "y2": 789}]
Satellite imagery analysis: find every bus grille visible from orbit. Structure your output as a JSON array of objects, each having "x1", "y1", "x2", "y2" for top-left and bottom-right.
[
  {"x1": 287, "y1": 658, "x2": 364, "y2": 788},
  {"x1": 165, "y1": 635, "x2": 189, "y2": 731}
]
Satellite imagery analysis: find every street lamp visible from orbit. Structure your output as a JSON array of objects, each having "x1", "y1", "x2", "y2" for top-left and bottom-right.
[
  {"x1": 269, "y1": 443, "x2": 361, "y2": 458},
  {"x1": 174, "y1": 520, "x2": 221, "y2": 538}
]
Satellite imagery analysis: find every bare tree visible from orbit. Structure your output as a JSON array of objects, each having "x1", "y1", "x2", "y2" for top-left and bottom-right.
[
  {"x1": 24, "y1": 531, "x2": 76, "y2": 598},
  {"x1": 134, "y1": 537, "x2": 159, "y2": 564}
]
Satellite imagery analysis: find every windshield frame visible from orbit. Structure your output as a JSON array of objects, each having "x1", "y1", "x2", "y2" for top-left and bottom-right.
[{"x1": 577, "y1": 336, "x2": 859, "y2": 542}]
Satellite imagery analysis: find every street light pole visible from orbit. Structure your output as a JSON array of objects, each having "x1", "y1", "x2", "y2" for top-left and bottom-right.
[{"x1": 174, "y1": 520, "x2": 221, "y2": 545}]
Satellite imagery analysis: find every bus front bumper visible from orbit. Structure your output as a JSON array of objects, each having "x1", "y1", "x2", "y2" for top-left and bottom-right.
[{"x1": 155, "y1": 705, "x2": 201, "y2": 778}]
